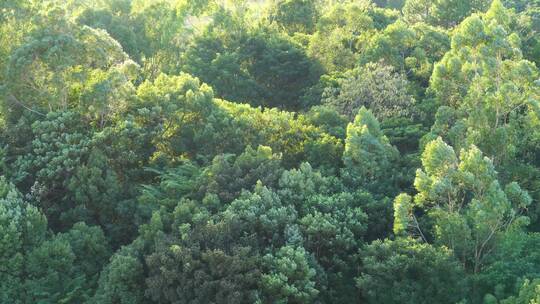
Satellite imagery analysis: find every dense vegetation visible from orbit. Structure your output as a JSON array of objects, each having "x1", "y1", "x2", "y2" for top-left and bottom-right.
[{"x1": 1, "y1": 0, "x2": 539, "y2": 303}]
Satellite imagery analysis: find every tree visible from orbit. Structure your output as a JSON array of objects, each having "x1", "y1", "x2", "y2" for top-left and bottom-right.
[
  {"x1": 323, "y1": 62, "x2": 415, "y2": 120},
  {"x1": 402, "y1": 0, "x2": 491, "y2": 27},
  {"x1": 304, "y1": 105, "x2": 348, "y2": 139},
  {"x1": 55, "y1": 222, "x2": 111, "y2": 291},
  {"x1": 393, "y1": 193, "x2": 413, "y2": 236},
  {"x1": 426, "y1": 1, "x2": 540, "y2": 224},
  {"x1": 66, "y1": 149, "x2": 139, "y2": 244},
  {"x1": 265, "y1": 0, "x2": 318, "y2": 35},
  {"x1": 342, "y1": 107, "x2": 399, "y2": 194},
  {"x1": 183, "y1": 8, "x2": 321, "y2": 109},
  {"x1": 135, "y1": 72, "x2": 227, "y2": 159},
  {"x1": 260, "y1": 245, "x2": 319, "y2": 303},
  {"x1": 10, "y1": 111, "x2": 139, "y2": 244},
  {"x1": 516, "y1": 3, "x2": 540, "y2": 66},
  {"x1": 429, "y1": 0, "x2": 530, "y2": 113},
  {"x1": 76, "y1": 0, "x2": 212, "y2": 76},
  {"x1": 76, "y1": 1, "x2": 144, "y2": 61},
  {"x1": 91, "y1": 245, "x2": 147, "y2": 304},
  {"x1": 404, "y1": 138, "x2": 530, "y2": 273},
  {"x1": 145, "y1": 243, "x2": 261, "y2": 304},
  {"x1": 359, "y1": 21, "x2": 450, "y2": 88},
  {"x1": 2, "y1": 7, "x2": 137, "y2": 127},
  {"x1": 298, "y1": 192, "x2": 367, "y2": 269},
  {"x1": 0, "y1": 175, "x2": 110, "y2": 303},
  {"x1": 357, "y1": 238, "x2": 467, "y2": 304},
  {"x1": 297, "y1": 191, "x2": 367, "y2": 302},
  {"x1": 1, "y1": 0, "x2": 539, "y2": 302},
  {"x1": 224, "y1": 183, "x2": 297, "y2": 247},
  {"x1": 0, "y1": 176, "x2": 47, "y2": 303},
  {"x1": 501, "y1": 279, "x2": 540, "y2": 304},
  {"x1": 402, "y1": 0, "x2": 433, "y2": 25},
  {"x1": 307, "y1": 2, "x2": 378, "y2": 72},
  {"x1": 276, "y1": 163, "x2": 369, "y2": 302},
  {"x1": 197, "y1": 145, "x2": 283, "y2": 204},
  {"x1": 241, "y1": 30, "x2": 322, "y2": 109},
  {"x1": 477, "y1": 231, "x2": 540, "y2": 301},
  {"x1": 24, "y1": 237, "x2": 83, "y2": 303}
]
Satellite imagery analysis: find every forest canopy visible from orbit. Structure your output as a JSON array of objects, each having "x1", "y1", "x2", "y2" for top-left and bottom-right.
[{"x1": 1, "y1": 0, "x2": 540, "y2": 303}]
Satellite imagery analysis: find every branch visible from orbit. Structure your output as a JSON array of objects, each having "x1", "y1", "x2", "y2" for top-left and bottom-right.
[
  {"x1": 411, "y1": 214, "x2": 428, "y2": 243},
  {"x1": 7, "y1": 94, "x2": 46, "y2": 117}
]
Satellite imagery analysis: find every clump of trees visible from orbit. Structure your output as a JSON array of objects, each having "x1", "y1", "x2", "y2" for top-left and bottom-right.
[{"x1": 1, "y1": 0, "x2": 540, "y2": 303}]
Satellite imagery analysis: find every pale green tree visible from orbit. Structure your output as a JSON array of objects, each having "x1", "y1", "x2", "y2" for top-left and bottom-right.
[
  {"x1": 403, "y1": 138, "x2": 531, "y2": 273},
  {"x1": 261, "y1": 245, "x2": 319, "y2": 303},
  {"x1": 342, "y1": 107, "x2": 399, "y2": 194}
]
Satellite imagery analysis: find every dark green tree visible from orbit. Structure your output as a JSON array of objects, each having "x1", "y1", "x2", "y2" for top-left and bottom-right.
[{"x1": 357, "y1": 238, "x2": 468, "y2": 304}]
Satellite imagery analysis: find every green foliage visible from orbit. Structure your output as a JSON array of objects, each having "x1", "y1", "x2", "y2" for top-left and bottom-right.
[
  {"x1": 0, "y1": 177, "x2": 47, "y2": 303},
  {"x1": 426, "y1": 1, "x2": 540, "y2": 230},
  {"x1": 403, "y1": 0, "x2": 491, "y2": 27},
  {"x1": 0, "y1": 176, "x2": 111, "y2": 303},
  {"x1": 501, "y1": 279, "x2": 540, "y2": 304},
  {"x1": 324, "y1": 62, "x2": 416, "y2": 120},
  {"x1": 393, "y1": 193, "x2": 412, "y2": 235},
  {"x1": 56, "y1": 222, "x2": 111, "y2": 287},
  {"x1": 91, "y1": 246, "x2": 146, "y2": 304},
  {"x1": 360, "y1": 21, "x2": 450, "y2": 88},
  {"x1": 307, "y1": 1, "x2": 377, "y2": 72},
  {"x1": 477, "y1": 231, "x2": 540, "y2": 301},
  {"x1": 409, "y1": 138, "x2": 530, "y2": 273},
  {"x1": 66, "y1": 149, "x2": 139, "y2": 243},
  {"x1": 198, "y1": 145, "x2": 283, "y2": 203},
  {"x1": 135, "y1": 72, "x2": 224, "y2": 159},
  {"x1": 265, "y1": 0, "x2": 318, "y2": 35},
  {"x1": 342, "y1": 107, "x2": 399, "y2": 194},
  {"x1": 145, "y1": 242, "x2": 261, "y2": 303},
  {"x1": 261, "y1": 245, "x2": 319, "y2": 303},
  {"x1": 217, "y1": 100, "x2": 343, "y2": 168},
  {"x1": 357, "y1": 238, "x2": 468, "y2": 304},
  {"x1": 224, "y1": 183, "x2": 297, "y2": 246},
  {"x1": 304, "y1": 105, "x2": 348, "y2": 139},
  {"x1": 13, "y1": 111, "x2": 92, "y2": 217},
  {"x1": 2, "y1": 8, "x2": 136, "y2": 126},
  {"x1": 1, "y1": 0, "x2": 539, "y2": 303},
  {"x1": 182, "y1": 11, "x2": 321, "y2": 109}
]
